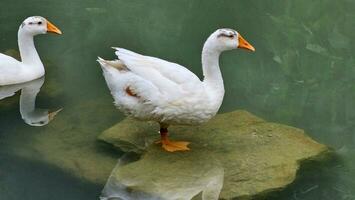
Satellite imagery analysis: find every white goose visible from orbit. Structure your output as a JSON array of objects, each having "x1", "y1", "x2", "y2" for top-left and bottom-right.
[
  {"x1": 98, "y1": 28, "x2": 255, "y2": 152},
  {"x1": 0, "y1": 16, "x2": 62, "y2": 86}
]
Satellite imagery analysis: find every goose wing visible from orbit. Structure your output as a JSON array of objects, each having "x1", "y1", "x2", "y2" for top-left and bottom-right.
[
  {"x1": 0, "y1": 54, "x2": 23, "y2": 85},
  {"x1": 114, "y1": 48, "x2": 202, "y2": 96}
]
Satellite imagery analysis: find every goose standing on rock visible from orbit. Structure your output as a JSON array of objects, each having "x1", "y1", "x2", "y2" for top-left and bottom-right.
[
  {"x1": 0, "y1": 16, "x2": 62, "y2": 86},
  {"x1": 98, "y1": 28, "x2": 255, "y2": 152}
]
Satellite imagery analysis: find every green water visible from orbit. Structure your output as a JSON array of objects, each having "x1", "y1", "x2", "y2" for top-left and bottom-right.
[{"x1": 0, "y1": 0, "x2": 354, "y2": 199}]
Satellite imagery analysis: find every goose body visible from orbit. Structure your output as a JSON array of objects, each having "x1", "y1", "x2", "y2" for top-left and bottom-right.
[
  {"x1": 99, "y1": 49, "x2": 220, "y2": 126},
  {"x1": 0, "y1": 16, "x2": 62, "y2": 86},
  {"x1": 98, "y1": 28, "x2": 255, "y2": 152},
  {"x1": 0, "y1": 53, "x2": 44, "y2": 85}
]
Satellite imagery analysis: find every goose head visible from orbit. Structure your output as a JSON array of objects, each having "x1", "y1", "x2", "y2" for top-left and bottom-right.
[
  {"x1": 19, "y1": 16, "x2": 62, "y2": 36},
  {"x1": 205, "y1": 28, "x2": 255, "y2": 52},
  {"x1": 23, "y1": 108, "x2": 62, "y2": 127}
]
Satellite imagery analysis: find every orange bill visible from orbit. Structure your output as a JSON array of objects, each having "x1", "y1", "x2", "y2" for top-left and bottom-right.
[
  {"x1": 46, "y1": 20, "x2": 62, "y2": 34},
  {"x1": 238, "y1": 34, "x2": 255, "y2": 52}
]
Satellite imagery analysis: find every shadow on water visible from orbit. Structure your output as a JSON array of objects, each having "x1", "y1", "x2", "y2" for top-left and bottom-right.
[
  {"x1": 263, "y1": 153, "x2": 344, "y2": 200},
  {"x1": 0, "y1": 153, "x2": 102, "y2": 200}
]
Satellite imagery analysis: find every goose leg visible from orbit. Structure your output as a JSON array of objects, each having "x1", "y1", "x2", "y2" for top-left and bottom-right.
[{"x1": 156, "y1": 124, "x2": 190, "y2": 152}]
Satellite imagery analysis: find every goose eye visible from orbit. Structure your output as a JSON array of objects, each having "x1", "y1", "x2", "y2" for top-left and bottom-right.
[
  {"x1": 38, "y1": 21, "x2": 42, "y2": 25},
  {"x1": 217, "y1": 33, "x2": 235, "y2": 38}
]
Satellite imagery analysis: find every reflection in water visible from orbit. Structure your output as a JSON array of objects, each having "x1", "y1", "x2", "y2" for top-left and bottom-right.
[
  {"x1": 0, "y1": 77, "x2": 61, "y2": 126},
  {"x1": 0, "y1": 0, "x2": 354, "y2": 199},
  {"x1": 101, "y1": 151, "x2": 224, "y2": 200}
]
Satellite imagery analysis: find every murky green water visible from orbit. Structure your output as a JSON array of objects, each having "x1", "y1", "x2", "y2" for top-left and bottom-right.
[{"x1": 0, "y1": 0, "x2": 354, "y2": 199}]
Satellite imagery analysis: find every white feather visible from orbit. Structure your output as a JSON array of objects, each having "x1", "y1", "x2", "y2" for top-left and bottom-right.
[{"x1": 98, "y1": 29, "x2": 252, "y2": 126}]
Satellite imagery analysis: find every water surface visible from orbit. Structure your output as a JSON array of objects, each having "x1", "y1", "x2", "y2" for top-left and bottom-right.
[{"x1": 0, "y1": 0, "x2": 354, "y2": 199}]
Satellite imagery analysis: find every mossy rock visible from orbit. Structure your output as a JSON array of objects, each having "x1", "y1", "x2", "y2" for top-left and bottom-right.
[
  {"x1": 99, "y1": 110, "x2": 330, "y2": 200},
  {"x1": 10, "y1": 99, "x2": 120, "y2": 184}
]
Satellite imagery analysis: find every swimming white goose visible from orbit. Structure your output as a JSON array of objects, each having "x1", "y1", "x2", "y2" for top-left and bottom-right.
[
  {"x1": 98, "y1": 28, "x2": 255, "y2": 152},
  {"x1": 0, "y1": 16, "x2": 62, "y2": 86}
]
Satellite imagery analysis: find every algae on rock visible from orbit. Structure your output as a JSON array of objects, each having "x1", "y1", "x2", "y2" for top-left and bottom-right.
[
  {"x1": 101, "y1": 150, "x2": 224, "y2": 200},
  {"x1": 99, "y1": 110, "x2": 330, "y2": 200},
  {"x1": 10, "y1": 99, "x2": 120, "y2": 184}
]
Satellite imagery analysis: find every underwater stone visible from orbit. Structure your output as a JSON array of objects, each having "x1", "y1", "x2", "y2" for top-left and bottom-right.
[
  {"x1": 11, "y1": 100, "x2": 120, "y2": 185},
  {"x1": 99, "y1": 110, "x2": 330, "y2": 200}
]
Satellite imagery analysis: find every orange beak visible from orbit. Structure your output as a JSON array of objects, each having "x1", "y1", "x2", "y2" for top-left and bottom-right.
[
  {"x1": 238, "y1": 34, "x2": 255, "y2": 52},
  {"x1": 46, "y1": 20, "x2": 62, "y2": 35}
]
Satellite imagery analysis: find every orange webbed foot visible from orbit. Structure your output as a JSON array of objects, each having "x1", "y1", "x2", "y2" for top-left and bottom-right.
[
  {"x1": 161, "y1": 140, "x2": 190, "y2": 152},
  {"x1": 156, "y1": 127, "x2": 190, "y2": 152}
]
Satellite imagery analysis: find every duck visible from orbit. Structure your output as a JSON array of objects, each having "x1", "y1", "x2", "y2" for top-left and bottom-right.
[
  {"x1": 0, "y1": 77, "x2": 61, "y2": 126},
  {"x1": 97, "y1": 28, "x2": 255, "y2": 152},
  {"x1": 0, "y1": 16, "x2": 62, "y2": 86}
]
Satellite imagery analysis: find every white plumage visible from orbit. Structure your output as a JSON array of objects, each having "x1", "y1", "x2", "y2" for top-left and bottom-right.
[
  {"x1": 98, "y1": 28, "x2": 255, "y2": 152},
  {"x1": 0, "y1": 16, "x2": 62, "y2": 86},
  {"x1": 99, "y1": 48, "x2": 215, "y2": 125}
]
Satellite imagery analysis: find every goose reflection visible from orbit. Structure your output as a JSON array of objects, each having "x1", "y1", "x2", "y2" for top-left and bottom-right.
[
  {"x1": 101, "y1": 149, "x2": 224, "y2": 200},
  {"x1": 0, "y1": 77, "x2": 61, "y2": 126}
]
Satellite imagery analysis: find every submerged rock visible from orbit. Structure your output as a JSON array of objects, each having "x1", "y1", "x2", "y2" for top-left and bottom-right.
[
  {"x1": 101, "y1": 151, "x2": 224, "y2": 200},
  {"x1": 99, "y1": 110, "x2": 330, "y2": 200},
  {"x1": 10, "y1": 99, "x2": 120, "y2": 185}
]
